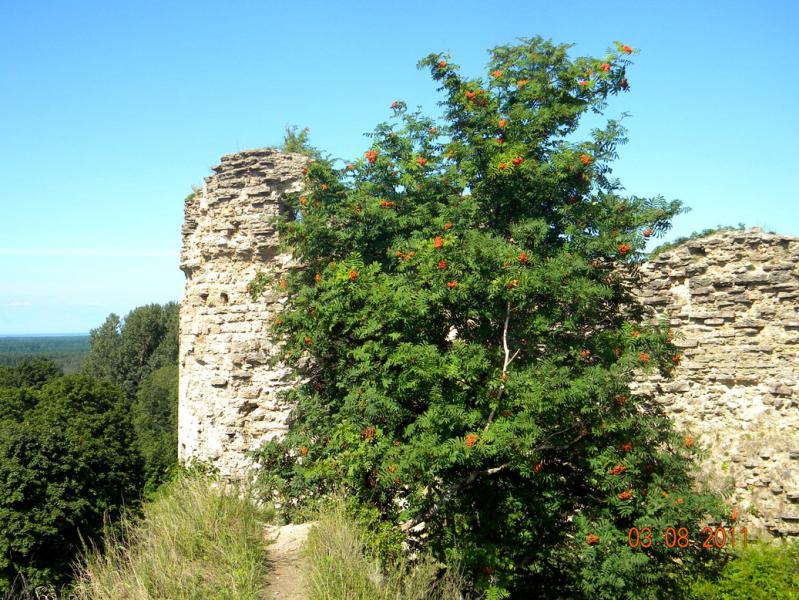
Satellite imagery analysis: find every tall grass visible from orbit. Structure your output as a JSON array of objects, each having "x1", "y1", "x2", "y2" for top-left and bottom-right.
[
  {"x1": 305, "y1": 499, "x2": 463, "y2": 600},
  {"x1": 70, "y1": 473, "x2": 271, "y2": 600}
]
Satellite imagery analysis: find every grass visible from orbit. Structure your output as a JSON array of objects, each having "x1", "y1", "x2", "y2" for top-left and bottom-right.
[
  {"x1": 69, "y1": 473, "x2": 272, "y2": 600},
  {"x1": 305, "y1": 498, "x2": 463, "y2": 600}
]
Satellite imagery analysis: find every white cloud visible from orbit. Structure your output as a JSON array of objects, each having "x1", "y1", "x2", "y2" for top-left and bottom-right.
[
  {"x1": 0, "y1": 248, "x2": 177, "y2": 257},
  {"x1": 7, "y1": 301, "x2": 33, "y2": 307}
]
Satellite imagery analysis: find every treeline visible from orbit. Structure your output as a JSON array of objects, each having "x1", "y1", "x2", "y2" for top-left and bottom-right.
[
  {"x1": 0, "y1": 303, "x2": 179, "y2": 594},
  {"x1": 0, "y1": 336, "x2": 89, "y2": 374}
]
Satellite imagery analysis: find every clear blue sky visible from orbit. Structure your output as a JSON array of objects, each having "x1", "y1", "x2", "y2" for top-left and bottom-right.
[{"x1": 1, "y1": 0, "x2": 797, "y2": 335}]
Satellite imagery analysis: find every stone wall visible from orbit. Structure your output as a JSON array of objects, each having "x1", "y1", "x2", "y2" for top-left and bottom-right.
[
  {"x1": 636, "y1": 229, "x2": 799, "y2": 536},
  {"x1": 178, "y1": 149, "x2": 308, "y2": 478},
  {"x1": 178, "y1": 149, "x2": 798, "y2": 534}
]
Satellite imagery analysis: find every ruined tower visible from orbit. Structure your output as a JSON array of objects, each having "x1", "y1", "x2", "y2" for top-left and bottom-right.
[{"x1": 178, "y1": 149, "x2": 307, "y2": 479}]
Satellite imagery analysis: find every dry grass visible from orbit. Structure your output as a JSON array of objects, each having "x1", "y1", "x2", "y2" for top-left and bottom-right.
[
  {"x1": 305, "y1": 499, "x2": 463, "y2": 600},
  {"x1": 69, "y1": 473, "x2": 271, "y2": 600}
]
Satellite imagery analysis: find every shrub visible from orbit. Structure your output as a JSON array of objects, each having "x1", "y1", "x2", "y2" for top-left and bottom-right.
[
  {"x1": 132, "y1": 365, "x2": 178, "y2": 493},
  {"x1": 690, "y1": 541, "x2": 799, "y2": 600},
  {"x1": 71, "y1": 473, "x2": 271, "y2": 600},
  {"x1": 253, "y1": 36, "x2": 726, "y2": 597},
  {"x1": 0, "y1": 376, "x2": 143, "y2": 591}
]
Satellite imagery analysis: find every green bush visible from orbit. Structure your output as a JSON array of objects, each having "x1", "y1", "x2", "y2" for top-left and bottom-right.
[
  {"x1": 71, "y1": 473, "x2": 272, "y2": 600},
  {"x1": 132, "y1": 365, "x2": 178, "y2": 493},
  {"x1": 690, "y1": 541, "x2": 799, "y2": 600},
  {"x1": 0, "y1": 376, "x2": 143, "y2": 591},
  {"x1": 253, "y1": 36, "x2": 724, "y2": 597}
]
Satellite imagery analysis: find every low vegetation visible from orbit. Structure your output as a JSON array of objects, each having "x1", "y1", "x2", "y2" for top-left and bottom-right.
[
  {"x1": 71, "y1": 473, "x2": 271, "y2": 600},
  {"x1": 690, "y1": 541, "x2": 799, "y2": 599},
  {"x1": 305, "y1": 498, "x2": 463, "y2": 600}
]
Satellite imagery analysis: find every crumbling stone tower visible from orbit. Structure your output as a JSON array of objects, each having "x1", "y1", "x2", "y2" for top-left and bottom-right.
[{"x1": 178, "y1": 149, "x2": 307, "y2": 479}]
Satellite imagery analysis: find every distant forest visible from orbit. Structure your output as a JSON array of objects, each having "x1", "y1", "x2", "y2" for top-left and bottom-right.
[{"x1": 0, "y1": 336, "x2": 89, "y2": 373}]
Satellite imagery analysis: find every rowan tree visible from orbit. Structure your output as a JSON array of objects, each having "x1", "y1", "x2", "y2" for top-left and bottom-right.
[{"x1": 253, "y1": 37, "x2": 725, "y2": 598}]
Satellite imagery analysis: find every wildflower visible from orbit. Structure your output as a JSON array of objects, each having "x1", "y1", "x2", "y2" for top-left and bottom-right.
[
  {"x1": 619, "y1": 243, "x2": 632, "y2": 256},
  {"x1": 380, "y1": 200, "x2": 395, "y2": 208},
  {"x1": 621, "y1": 44, "x2": 633, "y2": 54},
  {"x1": 300, "y1": 446, "x2": 308, "y2": 456},
  {"x1": 365, "y1": 150, "x2": 378, "y2": 163},
  {"x1": 361, "y1": 426, "x2": 376, "y2": 440},
  {"x1": 643, "y1": 227, "x2": 653, "y2": 237},
  {"x1": 622, "y1": 442, "x2": 633, "y2": 452},
  {"x1": 434, "y1": 236, "x2": 444, "y2": 249},
  {"x1": 518, "y1": 251, "x2": 528, "y2": 263},
  {"x1": 314, "y1": 273, "x2": 321, "y2": 283},
  {"x1": 348, "y1": 270, "x2": 359, "y2": 281},
  {"x1": 580, "y1": 154, "x2": 593, "y2": 166},
  {"x1": 609, "y1": 464, "x2": 627, "y2": 476},
  {"x1": 600, "y1": 62, "x2": 611, "y2": 72},
  {"x1": 391, "y1": 100, "x2": 400, "y2": 109},
  {"x1": 438, "y1": 60, "x2": 447, "y2": 68},
  {"x1": 499, "y1": 162, "x2": 508, "y2": 171},
  {"x1": 580, "y1": 349, "x2": 591, "y2": 358},
  {"x1": 507, "y1": 279, "x2": 519, "y2": 289},
  {"x1": 534, "y1": 462, "x2": 543, "y2": 473},
  {"x1": 620, "y1": 78, "x2": 629, "y2": 90},
  {"x1": 615, "y1": 394, "x2": 627, "y2": 406},
  {"x1": 465, "y1": 90, "x2": 476, "y2": 100},
  {"x1": 299, "y1": 196, "x2": 308, "y2": 206},
  {"x1": 498, "y1": 118, "x2": 508, "y2": 128},
  {"x1": 443, "y1": 222, "x2": 453, "y2": 230},
  {"x1": 618, "y1": 490, "x2": 633, "y2": 501},
  {"x1": 684, "y1": 435, "x2": 694, "y2": 448},
  {"x1": 516, "y1": 79, "x2": 529, "y2": 88},
  {"x1": 438, "y1": 260, "x2": 447, "y2": 270},
  {"x1": 447, "y1": 280, "x2": 459, "y2": 288},
  {"x1": 416, "y1": 156, "x2": 428, "y2": 166},
  {"x1": 491, "y1": 69, "x2": 503, "y2": 78},
  {"x1": 512, "y1": 156, "x2": 524, "y2": 166},
  {"x1": 672, "y1": 353, "x2": 682, "y2": 364},
  {"x1": 586, "y1": 533, "x2": 600, "y2": 545},
  {"x1": 321, "y1": 183, "x2": 329, "y2": 190},
  {"x1": 639, "y1": 352, "x2": 651, "y2": 364},
  {"x1": 465, "y1": 433, "x2": 479, "y2": 447}
]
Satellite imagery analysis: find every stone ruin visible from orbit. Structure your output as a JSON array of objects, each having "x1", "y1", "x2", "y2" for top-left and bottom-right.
[{"x1": 179, "y1": 148, "x2": 799, "y2": 536}]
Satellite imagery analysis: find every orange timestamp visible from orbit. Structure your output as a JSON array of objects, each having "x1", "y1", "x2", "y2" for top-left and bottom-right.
[{"x1": 627, "y1": 526, "x2": 747, "y2": 549}]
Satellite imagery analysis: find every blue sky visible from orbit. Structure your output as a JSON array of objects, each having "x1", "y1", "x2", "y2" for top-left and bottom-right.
[{"x1": 1, "y1": 0, "x2": 797, "y2": 334}]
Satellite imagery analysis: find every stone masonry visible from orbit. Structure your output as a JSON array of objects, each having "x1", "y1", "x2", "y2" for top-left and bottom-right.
[
  {"x1": 178, "y1": 149, "x2": 308, "y2": 478},
  {"x1": 179, "y1": 149, "x2": 798, "y2": 535},
  {"x1": 634, "y1": 229, "x2": 799, "y2": 537}
]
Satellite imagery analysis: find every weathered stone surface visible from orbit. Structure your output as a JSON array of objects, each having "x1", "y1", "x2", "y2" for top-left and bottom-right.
[
  {"x1": 178, "y1": 149, "x2": 308, "y2": 480},
  {"x1": 633, "y1": 228, "x2": 799, "y2": 538}
]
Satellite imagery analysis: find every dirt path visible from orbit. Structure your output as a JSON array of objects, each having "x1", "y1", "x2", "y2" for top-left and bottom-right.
[{"x1": 264, "y1": 522, "x2": 314, "y2": 600}]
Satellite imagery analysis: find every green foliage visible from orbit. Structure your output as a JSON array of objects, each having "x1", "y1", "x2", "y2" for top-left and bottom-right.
[
  {"x1": 0, "y1": 336, "x2": 88, "y2": 374},
  {"x1": 81, "y1": 303, "x2": 178, "y2": 401},
  {"x1": 305, "y1": 497, "x2": 463, "y2": 600},
  {"x1": 649, "y1": 223, "x2": 747, "y2": 257},
  {"x1": 132, "y1": 365, "x2": 178, "y2": 494},
  {"x1": 253, "y1": 36, "x2": 725, "y2": 597},
  {"x1": 71, "y1": 472, "x2": 271, "y2": 600},
  {"x1": 0, "y1": 357, "x2": 63, "y2": 390},
  {"x1": 0, "y1": 376, "x2": 143, "y2": 591},
  {"x1": 690, "y1": 541, "x2": 799, "y2": 599},
  {"x1": 280, "y1": 125, "x2": 322, "y2": 158}
]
